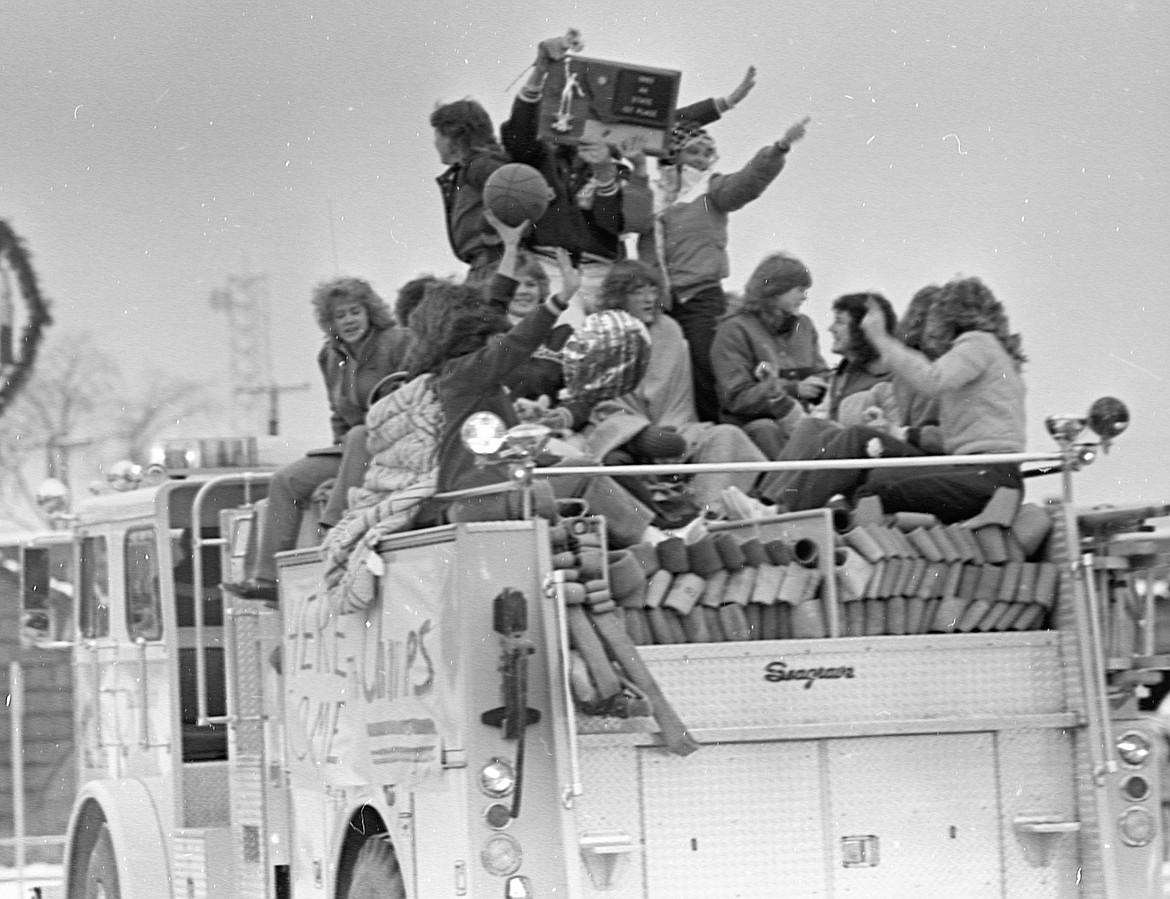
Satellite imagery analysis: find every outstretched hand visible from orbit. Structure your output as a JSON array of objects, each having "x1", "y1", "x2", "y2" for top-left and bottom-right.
[
  {"x1": 514, "y1": 395, "x2": 551, "y2": 423},
  {"x1": 554, "y1": 248, "x2": 581, "y2": 309},
  {"x1": 483, "y1": 209, "x2": 530, "y2": 247},
  {"x1": 617, "y1": 133, "x2": 648, "y2": 174},
  {"x1": 576, "y1": 138, "x2": 610, "y2": 166},
  {"x1": 782, "y1": 116, "x2": 812, "y2": 147},
  {"x1": 727, "y1": 65, "x2": 757, "y2": 107},
  {"x1": 535, "y1": 29, "x2": 583, "y2": 70},
  {"x1": 577, "y1": 138, "x2": 616, "y2": 182}
]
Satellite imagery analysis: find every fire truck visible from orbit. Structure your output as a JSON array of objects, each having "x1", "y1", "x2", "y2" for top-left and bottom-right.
[{"x1": 17, "y1": 397, "x2": 1170, "y2": 898}]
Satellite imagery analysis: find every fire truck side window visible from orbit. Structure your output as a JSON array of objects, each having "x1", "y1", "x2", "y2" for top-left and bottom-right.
[
  {"x1": 47, "y1": 543, "x2": 75, "y2": 642},
  {"x1": 125, "y1": 527, "x2": 163, "y2": 641},
  {"x1": 79, "y1": 536, "x2": 110, "y2": 639}
]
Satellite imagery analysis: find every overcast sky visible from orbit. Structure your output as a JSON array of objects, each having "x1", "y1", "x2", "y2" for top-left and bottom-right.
[{"x1": 2, "y1": 0, "x2": 1167, "y2": 508}]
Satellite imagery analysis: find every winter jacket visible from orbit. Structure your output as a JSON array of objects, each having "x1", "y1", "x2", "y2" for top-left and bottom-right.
[
  {"x1": 320, "y1": 374, "x2": 443, "y2": 611},
  {"x1": 436, "y1": 143, "x2": 510, "y2": 264},
  {"x1": 318, "y1": 324, "x2": 415, "y2": 443},
  {"x1": 881, "y1": 330, "x2": 1026, "y2": 456},
  {"x1": 648, "y1": 143, "x2": 789, "y2": 301},
  {"x1": 435, "y1": 302, "x2": 559, "y2": 493},
  {"x1": 710, "y1": 310, "x2": 828, "y2": 428},
  {"x1": 823, "y1": 360, "x2": 894, "y2": 424},
  {"x1": 501, "y1": 90, "x2": 649, "y2": 261},
  {"x1": 487, "y1": 272, "x2": 573, "y2": 404}
]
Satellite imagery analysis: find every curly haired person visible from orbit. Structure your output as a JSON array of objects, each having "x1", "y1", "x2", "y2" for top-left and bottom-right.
[
  {"x1": 225, "y1": 277, "x2": 412, "y2": 600},
  {"x1": 783, "y1": 276, "x2": 1027, "y2": 523}
]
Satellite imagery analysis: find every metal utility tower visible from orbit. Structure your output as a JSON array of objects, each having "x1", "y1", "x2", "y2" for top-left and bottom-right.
[
  {"x1": 209, "y1": 271, "x2": 271, "y2": 434},
  {"x1": 208, "y1": 271, "x2": 308, "y2": 435}
]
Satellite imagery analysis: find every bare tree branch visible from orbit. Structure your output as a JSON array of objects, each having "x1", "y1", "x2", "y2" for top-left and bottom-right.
[{"x1": 0, "y1": 329, "x2": 222, "y2": 528}]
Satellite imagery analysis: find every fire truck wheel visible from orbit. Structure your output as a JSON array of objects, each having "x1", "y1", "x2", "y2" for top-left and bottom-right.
[
  {"x1": 346, "y1": 836, "x2": 405, "y2": 899},
  {"x1": 84, "y1": 825, "x2": 121, "y2": 899}
]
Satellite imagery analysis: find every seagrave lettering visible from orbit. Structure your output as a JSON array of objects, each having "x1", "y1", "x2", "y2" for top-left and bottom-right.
[{"x1": 764, "y1": 660, "x2": 856, "y2": 689}]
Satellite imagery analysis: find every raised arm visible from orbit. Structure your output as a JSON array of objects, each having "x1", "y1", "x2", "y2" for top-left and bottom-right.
[
  {"x1": 673, "y1": 66, "x2": 758, "y2": 128},
  {"x1": 484, "y1": 210, "x2": 531, "y2": 314},
  {"x1": 862, "y1": 299, "x2": 986, "y2": 397},
  {"x1": 501, "y1": 34, "x2": 577, "y2": 165},
  {"x1": 707, "y1": 115, "x2": 810, "y2": 213}
]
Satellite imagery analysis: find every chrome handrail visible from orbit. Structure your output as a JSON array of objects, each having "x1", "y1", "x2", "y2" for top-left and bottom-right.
[{"x1": 189, "y1": 471, "x2": 272, "y2": 725}]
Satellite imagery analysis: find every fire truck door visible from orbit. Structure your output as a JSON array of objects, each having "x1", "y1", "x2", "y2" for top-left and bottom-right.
[
  {"x1": 641, "y1": 741, "x2": 827, "y2": 898},
  {"x1": 826, "y1": 733, "x2": 1001, "y2": 898},
  {"x1": 638, "y1": 734, "x2": 1027, "y2": 899}
]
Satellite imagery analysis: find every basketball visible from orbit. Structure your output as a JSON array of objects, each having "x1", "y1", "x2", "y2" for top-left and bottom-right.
[{"x1": 483, "y1": 163, "x2": 551, "y2": 227}]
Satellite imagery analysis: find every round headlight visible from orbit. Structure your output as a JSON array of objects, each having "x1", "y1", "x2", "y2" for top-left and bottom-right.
[
  {"x1": 481, "y1": 833, "x2": 523, "y2": 877},
  {"x1": 1117, "y1": 731, "x2": 1152, "y2": 767},
  {"x1": 462, "y1": 412, "x2": 507, "y2": 456},
  {"x1": 1118, "y1": 807, "x2": 1155, "y2": 847},
  {"x1": 479, "y1": 757, "x2": 516, "y2": 798},
  {"x1": 1122, "y1": 775, "x2": 1151, "y2": 802},
  {"x1": 484, "y1": 802, "x2": 512, "y2": 830}
]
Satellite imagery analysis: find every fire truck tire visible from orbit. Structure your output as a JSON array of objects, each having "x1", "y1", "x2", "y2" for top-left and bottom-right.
[
  {"x1": 346, "y1": 837, "x2": 405, "y2": 899},
  {"x1": 83, "y1": 825, "x2": 121, "y2": 899}
]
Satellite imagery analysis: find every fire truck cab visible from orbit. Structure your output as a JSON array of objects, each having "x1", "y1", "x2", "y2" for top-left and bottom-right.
[{"x1": 30, "y1": 401, "x2": 1170, "y2": 899}]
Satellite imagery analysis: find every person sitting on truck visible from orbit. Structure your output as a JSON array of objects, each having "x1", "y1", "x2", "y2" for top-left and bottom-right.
[
  {"x1": 753, "y1": 291, "x2": 899, "y2": 505},
  {"x1": 311, "y1": 274, "x2": 439, "y2": 525},
  {"x1": 710, "y1": 252, "x2": 831, "y2": 459},
  {"x1": 885, "y1": 283, "x2": 945, "y2": 451},
  {"x1": 427, "y1": 247, "x2": 579, "y2": 523},
  {"x1": 584, "y1": 259, "x2": 769, "y2": 521},
  {"x1": 224, "y1": 277, "x2": 413, "y2": 602},
  {"x1": 319, "y1": 237, "x2": 578, "y2": 609},
  {"x1": 781, "y1": 276, "x2": 1027, "y2": 523},
  {"x1": 483, "y1": 223, "x2": 579, "y2": 411}
]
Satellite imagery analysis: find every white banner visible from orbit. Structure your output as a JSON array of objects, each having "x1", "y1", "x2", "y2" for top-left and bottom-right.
[{"x1": 282, "y1": 544, "x2": 456, "y2": 790}]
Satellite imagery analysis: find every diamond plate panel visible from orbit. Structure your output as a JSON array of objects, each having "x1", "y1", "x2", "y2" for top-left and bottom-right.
[
  {"x1": 172, "y1": 827, "x2": 238, "y2": 899},
  {"x1": 640, "y1": 741, "x2": 826, "y2": 898},
  {"x1": 996, "y1": 728, "x2": 1082, "y2": 898},
  {"x1": 638, "y1": 633, "x2": 1069, "y2": 731},
  {"x1": 172, "y1": 830, "x2": 208, "y2": 899},
  {"x1": 230, "y1": 757, "x2": 265, "y2": 825},
  {"x1": 1071, "y1": 729, "x2": 1106, "y2": 899},
  {"x1": 1047, "y1": 505, "x2": 1107, "y2": 897},
  {"x1": 181, "y1": 760, "x2": 231, "y2": 828},
  {"x1": 827, "y1": 733, "x2": 1001, "y2": 898},
  {"x1": 229, "y1": 610, "x2": 264, "y2": 756},
  {"x1": 577, "y1": 738, "x2": 647, "y2": 899},
  {"x1": 229, "y1": 759, "x2": 268, "y2": 898}
]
